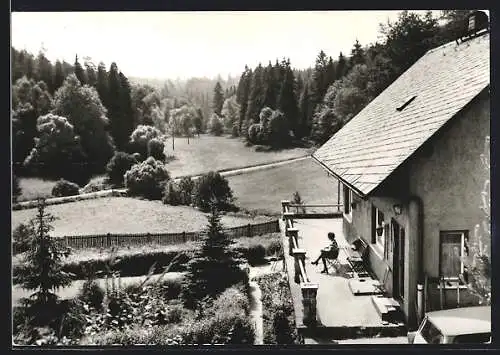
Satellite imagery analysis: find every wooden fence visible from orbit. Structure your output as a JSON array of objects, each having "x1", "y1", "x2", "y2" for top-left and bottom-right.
[{"x1": 49, "y1": 219, "x2": 279, "y2": 250}]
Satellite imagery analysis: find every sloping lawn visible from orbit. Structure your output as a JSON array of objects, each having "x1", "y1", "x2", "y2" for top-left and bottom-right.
[
  {"x1": 11, "y1": 197, "x2": 272, "y2": 237},
  {"x1": 163, "y1": 134, "x2": 311, "y2": 178},
  {"x1": 228, "y1": 157, "x2": 343, "y2": 216}
]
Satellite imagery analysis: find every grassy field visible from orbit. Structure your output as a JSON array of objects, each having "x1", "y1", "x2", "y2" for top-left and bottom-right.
[
  {"x1": 163, "y1": 134, "x2": 311, "y2": 178},
  {"x1": 228, "y1": 157, "x2": 343, "y2": 216},
  {"x1": 11, "y1": 197, "x2": 272, "y2": 237},
  {"x1": 17, "y1": 177, "x2": 57, "y2": 202}
]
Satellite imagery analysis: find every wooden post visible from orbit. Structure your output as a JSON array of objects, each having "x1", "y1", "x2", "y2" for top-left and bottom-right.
[
  {"x1": 286, "y1": 228, "x2": 298, "y2": 256},
  {"x1": 283, "y1": 212, "x2": 294, "y2": 234},
  {"x1": 301, "y1": 282, "x2": 319, "y2": 326},
  {"x1": 292, "y1": 248, "x2": 306, "y2": 284},
  {"x1": 281, "y1": 200, "x2": 290, "y2": 221},
  {"x1": 247, "y1": 223, "x2": 252, "y2": 238},
  {"x1": 337, "y1": 179, "x2": 341, "y2": 212},
  {"x1": 107, "y1": 233, "x2": 111, "y2": 248}
]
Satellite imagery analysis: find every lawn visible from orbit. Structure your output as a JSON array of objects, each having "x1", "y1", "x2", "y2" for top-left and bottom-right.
[
  {"x1": 163, "y1": 134, "x2": 311, "y2": 178},
  {"x1": 17, "y1": 177, "x2": 57, "y2": 202},
  {"x1": 228, "y1": 157, "x2": 343, "y2": 216},
  {"x1": 11, "y1": 197, "x2": 272, "y2": 237}
]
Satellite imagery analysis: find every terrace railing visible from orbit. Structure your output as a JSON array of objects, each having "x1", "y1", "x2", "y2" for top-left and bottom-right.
[
  {"x1": 288, "y1": 203, "x2": 343, "y2": 218},
  {"x1": 281, "y1": 200, "x2": 320, "y2": 326},
  {"x1": 41, "y1": 219, "x2": 280, "y2": 251}
]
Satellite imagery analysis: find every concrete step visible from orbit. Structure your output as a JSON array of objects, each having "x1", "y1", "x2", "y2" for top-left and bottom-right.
[{"x1": 371, "y1": 296, "x2": 403, "y2": 323}]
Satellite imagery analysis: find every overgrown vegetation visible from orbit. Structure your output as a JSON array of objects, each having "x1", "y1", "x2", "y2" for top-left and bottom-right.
[
  {"x1": 106, "y1": 151, "x2": 138, "y2": 187},
  {"x1": 255, "y1": 273, "x2": 300, "y2": 344},
  {"x1": 124, "y1": 157, "x2": 170, "y2": 200},
  {"x1": 51, "y1": 179, "x2": 80, "y2": 197}
]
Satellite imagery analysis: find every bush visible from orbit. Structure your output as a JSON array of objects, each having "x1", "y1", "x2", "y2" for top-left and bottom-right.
[
  {"x1": 124, "y1": 157, "x2": 170, "y2": 200},
  {"x1": 231, "y1": 124, "x2": 240, "y2": 137},
  {"x1": 246, "y1": 244, "x2": 266, "y2": 266},
  {"x1": 13, "y1": 173, "x2": 21, "y2": 203},
  {"x1": 162, "y1": 180, "x2": 182, "y2": 206},
  {"x1": 129, "y1": 125, "x2": 163, "y2": 159},
  {"x1": 78, "y1": 279, "x2": 105, "y2": 310},
  {"x1": 157, "y1": 277, "x2": 184, "y2": 300},
  {"x1": 208, "y1": 114, "x2": 224, "y2": 136},
  {"x1": 13, "y1": 223, "x2": 33, "y2": 254},
  {"x1": 147, "y1": 138, "x2": 165, "y2": 161},
  {"x1": 80, "y1": 180, "x2": 109, "y2": 194},
  {"x1": 178, "y1": 177, "x2": 195, "y2": 205},
  {"x1": 51, "y1": 179, "x2": 80, "y2": 197},
  {"x1": 193, "y1": 171, "x2": 234, "y2": 212},
  {"x1": 106, "y1": 151, "x2": 138, "y2": 187},
  {"x1": 248, "y1": 123, "x2": 263, "y2": 144},
  {"x1": 273, "y1": 304, "x2": 295, "y2": 344}
]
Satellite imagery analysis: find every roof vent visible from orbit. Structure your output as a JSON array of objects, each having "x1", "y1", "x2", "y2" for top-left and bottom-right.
[
  {"x1": 456, "y1": 10, "x2": 489, "y2": 44},
  {"x1": 396, "y1": 95, "x2": 417, "y2": 112}
]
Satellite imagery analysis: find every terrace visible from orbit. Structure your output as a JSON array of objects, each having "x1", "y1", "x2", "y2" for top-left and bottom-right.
[{"x1": 279, "y1": 201, "x2": 407, "y2": 341}]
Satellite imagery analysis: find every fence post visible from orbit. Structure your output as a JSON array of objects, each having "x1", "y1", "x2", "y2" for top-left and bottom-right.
[
  {"x1": 182, "y1": 231, "x2": 186, "y2": 243},
  {"x1": 107, "y1": 233, "x2": 111, "y2": 247},
  {"x1": 247, "y1": 224, "x2": 252, "y2": 238},
  {"x1": 286, "y1": 228, "x2": 298, "y2": 256},
  {"x1": 292, "y1": 248, "x2": 306, "y2": 284},
  {"x1": 281, "y1": 200, "x2": 290, "y2": 221},
  {"x1": 301, "y1": 282, "x2": 319, "y2": 326},
  {"x1": 64, "y1": 236, "x2": 69, "y2": 248}
]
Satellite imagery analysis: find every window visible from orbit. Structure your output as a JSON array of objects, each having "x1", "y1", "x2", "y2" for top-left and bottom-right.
[
  {"x1": 440, "y1": 231, "x2": 469, "y2": 280},
  {"x1": 420, "y1": 317, "x2": 444, "y2": 344},
  {"x1": 343, "y1": 185, "x2": 352, "y2": 217},
  {"x1": 371, "y1": 206, "x2": 385, "y2": 249}
]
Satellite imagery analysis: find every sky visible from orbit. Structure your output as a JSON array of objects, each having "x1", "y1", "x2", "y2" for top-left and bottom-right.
[{"x1": 11, "y1": 11, "x2": 440, "y2": 80}]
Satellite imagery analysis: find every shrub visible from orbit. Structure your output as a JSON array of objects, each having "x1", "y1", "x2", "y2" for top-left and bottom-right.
[
  {"x1": 231, "y1": 124, "x2": 239, "y2": 137},
  {"x1": 78, "y1": 279, "x2": 105, "y2": 310},
  {"x1": 124, "y1": 157, "x2": 170, "y2": 200},
  {"x1": 129, "y1": 125, "x2": 163, "y2": 159},
  {"x1": 147, "y1": 138, "x2": 165, "y2": 161},
  {"x1": 106, "y1": 151, "x2": 138, "y2": 187},
  {"x1": 178, "y1": 177, "x2": 195, "y2": 205},
  {"x1": 157, "y1": 277, "x2": 184, "y2": 300},
  {"x1": 246, "y1": 244, "x2": 266, "y2": 266},
  {"x1": 248, "y1": 123, "x2": 263, "y2": 144},
  {"x1": 208, "y1": 114, "x2": 224, "y2": 136},
  {"x1": 272, "y1": 304, "x2": 295, "y2": 344},
  {"x1": 162, "y1": 180, "x2": 182, "y2": 206},
  {"x1": 13, "y1": 223, "x2": 33, "y2": 255},
  {"x1": 13, "y1": 173, "x2": 21, "y2": 203},
  {"x1": 193, "y1": 171, "x2": 234, "y2": 212},
  {"x1": 51, "y1": 179, "x2": 80, "y2": 197},
  {"x1": 81, "y1": 180, "x2": 109, "y2": 194}
]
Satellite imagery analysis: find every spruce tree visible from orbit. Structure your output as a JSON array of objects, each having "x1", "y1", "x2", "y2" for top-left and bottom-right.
[
  {"x1": 182, "y1": 204, "x2": 243, "y2": 310},
  {"x1": 74, "y1": 54, "x2": 87, "y2": 85},
  {"x1": 13, "y1": 198, "x2": 72, "y2": 326},
  {"x1": 212, "y1": 81, "x2": 224, "y2": 116},
  {"x1": 107, "y1": 63, "x2": 124, "y2": 150},
  {"x1": 53, "y1": 60, "x2": 65, "y2": 92},
  {"x1": 277, "y1": 60, "x2": 298, "y2": 136},
  {"x1": 336, "y1": 52, "x2": 348, "y2": 81},
  {"x1": 350, "y1": 39, "x2": 366, "y2": 67},
  {"x1": 236, "y1": 66, "x2": 252, "y2": 136},
  {"x1": 118, "y1": 71, "x2": 135, "y2": 150},
  {"x1": 263, "y1": 62, "x2": 277, "y2": 109},
  {"x1": 245, "y1": 64, "x2": 265, "y2": 125},
  {"x1": 96, "y1": 62, "x2": 108, "y2": 108}
]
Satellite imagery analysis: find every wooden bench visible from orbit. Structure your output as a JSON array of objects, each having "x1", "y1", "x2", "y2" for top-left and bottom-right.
[{"x1": 347, "y1": 237, "x2": 370, "y2": 277}]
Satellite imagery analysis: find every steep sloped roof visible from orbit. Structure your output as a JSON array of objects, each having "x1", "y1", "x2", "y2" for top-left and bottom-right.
[{"x1": 312, "y1": 32, "x2": 490, "y2": 196}]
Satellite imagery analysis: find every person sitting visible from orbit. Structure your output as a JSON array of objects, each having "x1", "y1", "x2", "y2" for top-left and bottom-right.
[{"x1": 311, "y1": 232, "x2": 339, "y2": 274}]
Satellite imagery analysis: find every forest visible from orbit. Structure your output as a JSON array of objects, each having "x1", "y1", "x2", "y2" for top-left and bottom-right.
[{"x1": 11, "y1": 10, "x2": 470, "y2": 186}]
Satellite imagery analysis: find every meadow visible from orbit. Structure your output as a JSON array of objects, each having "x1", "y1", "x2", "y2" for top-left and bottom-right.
[
  {"x1": 11, "y1": 197, "x2": 272, "y2": 237},
  {"x1": 228, "y1": 157, "x2": 343, "y2": 216}
]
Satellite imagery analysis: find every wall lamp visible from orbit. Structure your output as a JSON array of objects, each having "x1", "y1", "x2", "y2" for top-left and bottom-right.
[{"x1": 393, "y1": 204, "x2": 402, "y2": 215}]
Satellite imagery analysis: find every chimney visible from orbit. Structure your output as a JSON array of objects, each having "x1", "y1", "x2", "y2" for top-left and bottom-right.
[{"x1": 457, "y1": 10, "x2": 489, "y2": 43}]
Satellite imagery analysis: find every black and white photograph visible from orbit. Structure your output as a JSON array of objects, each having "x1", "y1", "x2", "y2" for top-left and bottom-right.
[{"x1": 10, "y1": 9, "x2": 491, "y2": 347}]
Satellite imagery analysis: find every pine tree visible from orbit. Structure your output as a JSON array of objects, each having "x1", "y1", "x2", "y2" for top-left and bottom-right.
[
  {"x1": 96, "y1": 62, "x2": 108, "y2": 107},
  {"x1": 336, "y1": 52, "x2": 348, "y2": 80},
  {"x1": 245, "y1": 64, "x2": 265, "y2": 125},
  {"x1": 263, "y1": 62, "x2": 277, "y2": 109},
  {"x1": 212, "y1": 81, "x2": 224, "y2": 116},
  {"x1": 13, "y1": 198, "x2": 72, "y2": 326},
  {"x1": 297, "y1": 83, "x2": 312, "y2": 139},
  {"x1": 85, "y1": 61, "x2": 97, "y2": 87},
  {"x1": 35, "y1": 50, "x2": 54, "y2": 93},
  {"x1": 277, "y1": 60, "x2": 298, "y2": 136},
  {"x1": 53, "y1": 60, "x2": 65, "y2": 92},
  {"x1": 74, "y1": 54, "x2": 87, "y2": 85},
  {"x1": 118, "y1": 71, "x2": 135, "y2": 150},
  {"x1": 182, "y1": 204, "x2": 243, "y2": 310},
  {"x1": 350, "y1": 39, "x2": 366, "y2": 67},
  {"x1": 236, "y1": 66, "x2": 252, "y2": 136},
  {"x1": 311, "y1": 50, "x2": 328, "y2": 107},
  {"x1": 107, "y1": 63, "x2": 124, "y2": 150}
]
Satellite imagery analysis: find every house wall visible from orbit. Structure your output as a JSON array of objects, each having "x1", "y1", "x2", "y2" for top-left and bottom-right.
[
  {"x1": 409, "y1": 93, "x2": 490, "y2": 310},
  {"x1": 342, "y1": 92, "x2": 490, "y2": 323}
]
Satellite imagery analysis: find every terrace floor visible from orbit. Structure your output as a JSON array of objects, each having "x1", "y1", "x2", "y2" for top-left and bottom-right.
[{"x1": 281, "y1": 218, "x2": 406, "y2": 340}]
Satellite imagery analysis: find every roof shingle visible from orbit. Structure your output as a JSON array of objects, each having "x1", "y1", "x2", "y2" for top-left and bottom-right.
[{"x1": 312, "y1": 33, "x2": 490, "y2": 196}]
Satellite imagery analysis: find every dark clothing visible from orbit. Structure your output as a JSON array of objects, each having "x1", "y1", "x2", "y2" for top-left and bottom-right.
[{"x1": 312, "y1": 240, "x2": 339, "y2": 273}]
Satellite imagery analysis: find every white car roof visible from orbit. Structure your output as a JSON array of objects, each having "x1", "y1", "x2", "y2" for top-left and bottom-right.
[{"x1": 427, "y1": 306, "x2": 491, "y2": 337}]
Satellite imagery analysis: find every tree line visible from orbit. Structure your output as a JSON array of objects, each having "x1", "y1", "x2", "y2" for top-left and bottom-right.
[{"x1": 232, "y1": 10, "x2": 475, "y2": 146}]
